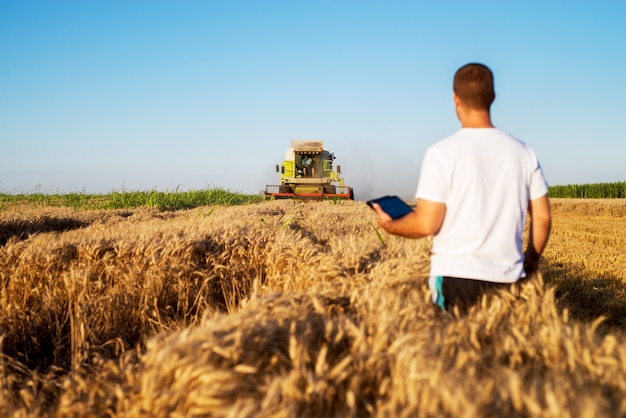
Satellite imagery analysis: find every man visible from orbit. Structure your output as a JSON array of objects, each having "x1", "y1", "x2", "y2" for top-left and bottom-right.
[
  {"x1": 302, "y1": 155, "x2": 314, "y2": 177},
  {"x1": 372, "y1": 63, "x2": 551, "y2": 312}
]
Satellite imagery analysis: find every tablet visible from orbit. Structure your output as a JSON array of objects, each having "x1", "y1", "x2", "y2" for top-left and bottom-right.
[{"x1": 366, "y1": 195, "x2": 413, "y2": 220}]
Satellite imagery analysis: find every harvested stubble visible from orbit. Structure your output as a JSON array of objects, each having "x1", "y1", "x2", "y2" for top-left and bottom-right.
[
  {"x1": 1, "y1": 199, "x2": 626, "y2": 417},
  {"x1": 543, "y1": 199, "x2": 626, "y2": 330}
]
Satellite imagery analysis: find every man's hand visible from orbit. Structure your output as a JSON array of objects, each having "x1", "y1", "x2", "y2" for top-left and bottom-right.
[
  {"x1": 523, "y1": 257, "x2": 539, "y2": 277},
  {"x1": 371, "y1": 198, "x2": 445, "y2": 239},
  {"x1": 524, "y1": 194, "x2": 551, "y2": 276},
  {"x1": 372, "y1": 203, "x2": 394, "y2": 231}
]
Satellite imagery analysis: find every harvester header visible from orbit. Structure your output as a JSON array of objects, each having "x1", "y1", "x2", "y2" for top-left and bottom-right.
[{"x1": 265, "y1": 140, "x2": 353, "y2": 200}]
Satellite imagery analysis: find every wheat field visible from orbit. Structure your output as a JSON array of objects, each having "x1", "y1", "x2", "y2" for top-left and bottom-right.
[{"x1": 1, "y1": 198, "x2": 625, "y2": 417}]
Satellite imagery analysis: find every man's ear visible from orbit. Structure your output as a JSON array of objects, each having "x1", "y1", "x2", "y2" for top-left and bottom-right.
[
  {"x1": 453, "y1": 92, "x2": 461, "y2": 107},
  {"x1": 452, "y1": 92, "x2": 464, "y2": 123}
]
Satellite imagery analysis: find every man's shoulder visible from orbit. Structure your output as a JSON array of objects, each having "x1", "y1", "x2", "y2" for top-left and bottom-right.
[
  {"x1": 429, "y1": 129, "x2": 468, "y2": 150},
  {"x1": 434, "y1": 128, "x2": 528, "y2": 147}
]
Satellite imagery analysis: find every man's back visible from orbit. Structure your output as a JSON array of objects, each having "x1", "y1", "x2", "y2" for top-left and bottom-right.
[
  {"x1": 372, "y1": 63, "x2": 551, "y2": 311},
  {"x1": 416, "y1": 127, "x2": 548, "y2": 282}
]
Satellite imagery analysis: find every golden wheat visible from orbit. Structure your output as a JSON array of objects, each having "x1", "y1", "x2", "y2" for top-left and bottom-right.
[{"x1": 1, "y1": 199, "x2": 625, "y2": 417}]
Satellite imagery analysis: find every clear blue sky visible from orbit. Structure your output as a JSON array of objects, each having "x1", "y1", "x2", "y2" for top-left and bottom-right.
[{"x1": 1, "y1": 1, "x2": 624, "y2": 200}]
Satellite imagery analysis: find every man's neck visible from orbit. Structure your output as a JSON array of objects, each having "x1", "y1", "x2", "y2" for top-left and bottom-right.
[{"x1": 459, "y1": 110, "x2": 494, "y2": 128}]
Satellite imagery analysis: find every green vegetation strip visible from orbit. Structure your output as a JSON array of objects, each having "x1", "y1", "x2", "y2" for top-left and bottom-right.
[
  {"x1": 3, "y1": 181, "x2": 623, "y2": 210},
  {"x1": 548, "y1": 181, "x2": 626, "y2": 199},
  {"x1": 0, "y1": 187, "x2": 263, "y2": 211}
]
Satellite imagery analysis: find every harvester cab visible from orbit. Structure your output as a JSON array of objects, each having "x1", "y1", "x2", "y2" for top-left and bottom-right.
[{"x1": 265, "y1": 140, "x2": 354, "y2": 199}]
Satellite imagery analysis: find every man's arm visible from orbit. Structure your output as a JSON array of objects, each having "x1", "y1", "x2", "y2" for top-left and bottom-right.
[
  {"x1": 373, "y1": 198, "x2": 446, "y2": 239},
  {"x1": 524, "y1": 194, "x2": 552, "y2": 275}
]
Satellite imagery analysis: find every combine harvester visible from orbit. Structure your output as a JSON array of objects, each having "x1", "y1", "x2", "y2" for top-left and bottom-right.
[{"x1": 265, "y1": 140, "x2": 354, "y2": 200}]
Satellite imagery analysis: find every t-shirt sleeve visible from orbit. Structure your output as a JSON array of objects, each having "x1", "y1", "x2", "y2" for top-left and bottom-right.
[
  {"x1": 415, "y1": 146, "x2": 448, "y2": 203},
  {"x1": 529, "y1": 161, "x2": 549, "y2": 200}
]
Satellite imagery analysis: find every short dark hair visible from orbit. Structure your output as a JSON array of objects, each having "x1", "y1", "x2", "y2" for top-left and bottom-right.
[{"x1": 453, "y1": 63, "x2": 495, "y2": 111}]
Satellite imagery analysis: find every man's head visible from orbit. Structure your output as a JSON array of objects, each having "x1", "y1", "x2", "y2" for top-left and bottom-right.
[{"x1": 453, "y1": 63, "x2": 495, "y2": 111}]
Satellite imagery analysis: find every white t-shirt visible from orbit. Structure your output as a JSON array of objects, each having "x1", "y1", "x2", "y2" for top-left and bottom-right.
[{"x1": 416, "y1": 128, "x2": 548, "y2": 283}]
